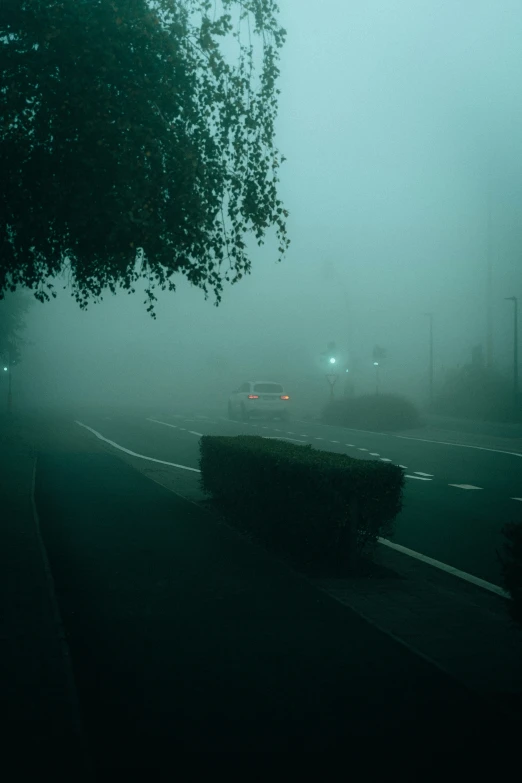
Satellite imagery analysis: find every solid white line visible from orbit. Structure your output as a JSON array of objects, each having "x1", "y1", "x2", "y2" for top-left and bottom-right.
[
  {"x1": 405, "y1": 475, "x2": 431, "y2": 481},
  {"x1": 448, "y1": 483, "x2": 482, "y2": 490},
  {"x1": 414, "y1": 471, "x2": 434, "y2": 477},
  {"x1": 378, "y1": 538, "x2": 509, "y2": 599},
  {"x1": 295, "y1": 420, "x2": 522, "y2": 457},
  {"x1": 393, "y1": 433, "x2": 522, "y2": 458},
  {"x1": 75, "y1": 422, "x2": 201, "y2": 473}
]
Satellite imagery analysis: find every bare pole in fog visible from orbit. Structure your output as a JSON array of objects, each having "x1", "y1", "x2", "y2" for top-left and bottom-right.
[
  {"x1": 486, "y1": 157, "x2": 494, "y2": 369},
  {"x1": 504, "y1": 296, "x2": 519, "y2": 414},
  {"x1": 424, "y1": 313, "x2": 434, "y2": 408}
]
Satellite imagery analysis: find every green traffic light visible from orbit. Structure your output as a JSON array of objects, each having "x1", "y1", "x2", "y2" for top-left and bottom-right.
[{"x1": 329, "y1": 357, "x2": 336, "y2": 364}]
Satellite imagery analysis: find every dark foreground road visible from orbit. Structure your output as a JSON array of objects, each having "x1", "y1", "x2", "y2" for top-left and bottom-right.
[{"x1": 35, "y1": 446, "x2": 515, "y2": 766}]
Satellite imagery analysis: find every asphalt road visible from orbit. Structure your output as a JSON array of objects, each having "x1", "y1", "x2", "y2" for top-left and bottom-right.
[
  {"x1": 71, "y1": 405, "x2": 522, "y2": 586},
  {"x1": 33, "y1": 423, "x2": 515, "y2": 764}
]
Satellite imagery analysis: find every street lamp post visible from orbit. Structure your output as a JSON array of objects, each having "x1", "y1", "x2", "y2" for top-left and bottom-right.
[
  {"x1": 424, "y1": 313, "x2": 434, "y2": 408},
  {"x1": 373, "y1": 361, "x2": 379, "y2": 394},
  {"x1": 505, "y1": 297, "x2": 519, "y2": 415}
]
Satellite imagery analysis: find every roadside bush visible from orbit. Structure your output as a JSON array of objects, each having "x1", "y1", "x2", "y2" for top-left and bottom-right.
[
  {"x1": 500, "y1": 522, "x2": 522, "y2": 629},
  {"x1": 199, "y1": 435, "x2": 404, "y2": 573},
  {"x1": 433, "y1": 365, "x2": 518, "y2": 422},
  {"x1": 322, "y1": 394, "x2": 420, "y2": 432}
]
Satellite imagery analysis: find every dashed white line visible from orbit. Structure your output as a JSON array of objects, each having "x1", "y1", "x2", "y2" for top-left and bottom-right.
[
  {"x1": 378, "y1": 538, "x2": 509, "y2": 598},
  {"x1": 414, "y1": 471, "x2": 434, "y2": 477},
  {"x1": 75, "y1": 422, "x2": 200, "y2": 473},
  {"x1": 448, "y1": 484, "x2": 482, "y2": 490},
  {"x1": 263, "y1": 436, "x2": 306, "y2": 443},
  {"x1": 331, "y1": 440, "x2": 340, "y2": 444},
  {"x1": 399, "y1": 465, "x2": 408, "y2": 469},
  {"x1": 315, "y1": 437, "x2": 324, "y2": 441},
  {"x1": 370, "y1": 452, "x2": 380, "y2": 456},
  {"x1": 357, "y1": 448, "x2": 368, "y2": 452},
  {"x1": 300, "y1": 435, "x2": 308, "y2": 438},
  {"x1": 346, "y1": 444, "x2": 355, "y2": 447},
  {"x1": 188, "y1": 430, "x2": 203, "y2": 437},
  {"x1": 512, "y1": 497, "x2": 522, "y2": 502},
  {"x1": 405, "y1": 475, "x2": 432, "y2": 481},
  {"x1": 380, "y1": 458, "x2": 392, "y2": 462}
]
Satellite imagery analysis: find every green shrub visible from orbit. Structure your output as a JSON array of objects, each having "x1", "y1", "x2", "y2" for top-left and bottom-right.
[
  {"x1": 322, "y1": 394, "x2": 420, "y2": 432},
  {"x1": 500, "y1": 522, "x2": 522, "y2": 629},
  {"x1": 199, "y1": 435, "x2": 404, "y2": 572},
  {"x1": 434, "y1": 365, "x2": 518, "y2": 422}
]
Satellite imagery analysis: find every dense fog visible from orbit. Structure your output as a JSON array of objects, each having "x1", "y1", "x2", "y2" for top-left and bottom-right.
[{"x1": 10, "y1": 0, "x2": 522, "y2": 415}]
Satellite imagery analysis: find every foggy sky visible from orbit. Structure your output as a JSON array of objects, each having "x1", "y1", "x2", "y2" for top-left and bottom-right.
[{"x1": 13, "y1": 0, "x2": 522, "y2": 412}]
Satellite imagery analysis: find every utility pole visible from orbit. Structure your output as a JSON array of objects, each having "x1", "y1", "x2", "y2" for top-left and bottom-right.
[
  {"x1": 5, "y1": 349, "x2": 12, "y2": 414},
  {"x1": 486, "y1": 158, "x2": 494, "y2": 369},
  {"x1": 505, "y1": 297, "x2": 519, "y2": 415},
  {"x1": 425, "y1": 313, "x2": 434, "y2": 408}
]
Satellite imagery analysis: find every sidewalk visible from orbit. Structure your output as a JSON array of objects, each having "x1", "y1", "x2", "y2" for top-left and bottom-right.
[{"x1": 0, "y1": 415, "x2": 92, "y2": 776}]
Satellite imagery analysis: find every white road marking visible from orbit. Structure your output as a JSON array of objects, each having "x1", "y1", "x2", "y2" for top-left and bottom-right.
[
  {"x1": 346, "y1": 444, "x2": 355, "y2": 447},
  {"x1": 189, "y1": 430, "x2": 203, "y2": 437},
  {"x1": 448, "y1": 484, "x2": 482, "y2": 490},
  {"x1": 400, "y1": 465, "x2": 408, "y2": 469},
  {"x1": 414, "y1": 471, "x2": 434, "y2": 477},
  {"x1": 378, "y1": 538, "x2": 509, "y2": 599},
  {"x1": 147, "y1": 417, "x2": 178, "y2": 429},
  {"x1": 300, "y1": 434, "x2": 308, "y2": 438},
  {"x1": 393, "y1": 433, "x2": 522, "y2": 458},
  {"x1": 298, "y1": 420, "x2": 522, "y2": 458},
  {"x1": 263, "y1": 436, "x2": 306, "y2": 443},
  {"x1": 75, "y1": 422, "x2": 201, "y2": 473},
  {"x1": 331, "y1": 440, "x2": 340, "y2": 444},
  {"x1": 370, "y1": 452, "x2": 380, "y2": 456},
  {"x1": 380, "y1": 458, "x2": 392, "y2": 462},
  {"x1": 357, "y1": 448, "x2": 368, "y2": 452},
  {"x1": 405, "y1": 475, "x2": 431, "y2": 481},
  {"x1": 512, "y1": 497, "x2": 522, "y2": 502}
]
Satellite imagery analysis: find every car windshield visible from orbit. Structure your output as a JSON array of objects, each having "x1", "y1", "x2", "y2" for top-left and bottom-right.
[{"x1": 253, "y1": 383, "x2": 284, "y2": 394}]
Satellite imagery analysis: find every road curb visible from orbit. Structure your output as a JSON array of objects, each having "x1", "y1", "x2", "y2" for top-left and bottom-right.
[{"x1": 31, "y1": 455, "x2": 95, "y2": 778}]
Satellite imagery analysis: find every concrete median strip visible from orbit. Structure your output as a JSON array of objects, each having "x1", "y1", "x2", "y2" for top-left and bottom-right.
[{"x1": 75, "y1": 422, "x2": 201, "y2": 473}]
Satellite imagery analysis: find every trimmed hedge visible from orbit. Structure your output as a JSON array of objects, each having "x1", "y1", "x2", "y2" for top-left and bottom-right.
[
  {"x1": 500, "y1": 522, "x2": 522, "y2": 629},
  {"x1": 322, "y1": 394, "x2": 420, "y2": 431},
  {"x1": 199, "y1": 435, "x2": 404, "y2": 572}
]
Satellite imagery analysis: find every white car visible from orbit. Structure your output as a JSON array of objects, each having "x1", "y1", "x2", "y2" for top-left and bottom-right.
[{"x1": 228, "y1": 381, "x2": 291, "y2": 421}]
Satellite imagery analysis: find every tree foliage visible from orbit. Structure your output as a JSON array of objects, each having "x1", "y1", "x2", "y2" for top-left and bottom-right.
[
  {"x1": 0, "y1": 290, "x2": 32, "y2": 364},
  {"x1": 0, "y1": 0, "x2": 289, "y2": 314}
]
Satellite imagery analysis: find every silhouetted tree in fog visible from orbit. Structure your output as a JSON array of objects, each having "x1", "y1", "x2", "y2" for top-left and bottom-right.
[{"x1": 0, "y1": 0, "x2": 289, "y2": 315}]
